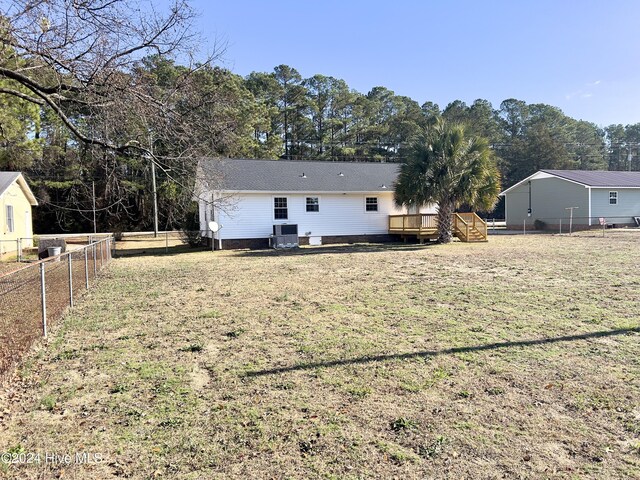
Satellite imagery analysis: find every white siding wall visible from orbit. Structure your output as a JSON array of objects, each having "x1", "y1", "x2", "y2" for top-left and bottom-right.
[{"x1": 200, "y1": 192, "x2": 435, "y2": 239}]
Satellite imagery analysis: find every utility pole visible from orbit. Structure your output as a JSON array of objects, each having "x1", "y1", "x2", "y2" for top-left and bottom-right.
[
  {"x1": 151, "y1": 158, "x2": 159, "y2": 238},
  {"x1": 148, "y1": 133, "x2": 159, "y2": 238}
]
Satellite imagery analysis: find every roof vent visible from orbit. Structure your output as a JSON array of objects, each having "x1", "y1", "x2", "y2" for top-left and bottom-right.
[
  {"x1": 380, "y1": 184, "x2": 387, "y2": 189},
  {"x1": 300, "y1": 172, "x2": 307, "y2": 178},
  {"x1": 338, "y1": 172, "x2": 344, "y2": 177}
]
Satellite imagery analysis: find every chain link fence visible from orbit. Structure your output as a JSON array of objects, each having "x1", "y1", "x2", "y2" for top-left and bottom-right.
[
  {"x1": 511, "y1": 215, "x2": 640, "y2": 234},
  {"x1": 0, "y1": 237, "x2": 113, "y2": 374},
  {"x1": 0, "y1": 234, "x2": 112, "y2": 262}
]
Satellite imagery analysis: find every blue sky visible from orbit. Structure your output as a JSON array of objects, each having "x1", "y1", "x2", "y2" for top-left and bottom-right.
[{"x1": 187, "y1": 0, "x2": 640, "y2": 127}]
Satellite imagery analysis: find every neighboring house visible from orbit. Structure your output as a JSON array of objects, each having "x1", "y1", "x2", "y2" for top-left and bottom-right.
[
  {"x1": 0, "y1": 172, "x2": 38, "y2": 255},
  {"x1": 197, "y1": 158, "x2": 435, "y2": 249},
  {"x1": 501, "y1": 170, "x2": 640, "y2": 229}
]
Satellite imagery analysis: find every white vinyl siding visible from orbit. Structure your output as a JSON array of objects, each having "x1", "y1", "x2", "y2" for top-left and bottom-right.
[{"x1": 213, "y1": 192, "x2": 418, "y2": 239}]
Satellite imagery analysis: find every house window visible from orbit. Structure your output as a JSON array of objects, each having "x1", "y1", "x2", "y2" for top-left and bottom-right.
[
  {"x1": 306, "y1": 197, "x2": 319, "y2": 212},
  {"x1": 6, "y1": 205, "x2": 14, "y2": 233},
  {"x1": 274, "y1": 197, "x2": 288, "y2": 219},
  {"x1": 365, "y1": 197, "x2": 378, "y2": 212},
  {"x1": 609, "y1": 191, "x2": 618, "y2": 205}
]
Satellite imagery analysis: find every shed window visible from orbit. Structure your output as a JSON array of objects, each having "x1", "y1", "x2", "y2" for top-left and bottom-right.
[
  {"x1": 306, "y1": 197, "x2": 319, "y2": 212},
  {"x1": 274, "y1": 197, "x2": 288, "y2": 219},
  {"x1": 365, "y1": 197, "x2": 378, "y2": 212},
  {"x1": 5, "y1": 205, "x2": 14, "y2": 233},
  {"x1": 609, "y1": 191, "x2": 618, "y2": 205}
]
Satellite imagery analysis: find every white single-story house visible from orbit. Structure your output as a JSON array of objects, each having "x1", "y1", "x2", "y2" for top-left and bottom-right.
[
  {"x1": 197, "y1": 158, "x2": 435, "y2": 249},
  {"x1": 500, "y1": 170, "x2": 640, "y2": 230},
  {"x1": 0, "y1": 172, "x2": 38, "y2": 255}
]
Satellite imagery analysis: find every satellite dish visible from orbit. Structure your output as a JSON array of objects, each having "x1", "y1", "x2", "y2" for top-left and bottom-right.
[{"x1": 208, "y1": 221, "x2": 220, "y2": 232}]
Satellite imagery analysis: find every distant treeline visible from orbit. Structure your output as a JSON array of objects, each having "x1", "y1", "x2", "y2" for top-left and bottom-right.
[{"x1": 3, "y1": 60, "x2": 639, "y2": 232}]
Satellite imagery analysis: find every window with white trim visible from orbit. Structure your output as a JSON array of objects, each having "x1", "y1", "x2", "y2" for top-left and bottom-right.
[
  {"x1": 274, "y1": 197, "x2": 288, "y2": 219},
  {"x1": 6, "y1": 205, "x2": 14, "y2": 233},
  {"x1": 365, "y1": 197, "x2": 378, "y2": 212},
  {"x1": 306, "y1": 197, "x2": 319, "y2": 212},
  {"x1": 609, "y1": 191, "x2": 618, "y2": 205}
]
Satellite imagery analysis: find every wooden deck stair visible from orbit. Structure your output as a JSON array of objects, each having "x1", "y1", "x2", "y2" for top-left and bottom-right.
[{"x1": 389, "y1": 213, "x2": 488, "y2": 242}]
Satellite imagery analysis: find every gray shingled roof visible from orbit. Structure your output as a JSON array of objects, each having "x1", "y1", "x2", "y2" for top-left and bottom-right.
[
  {"x1": 0, "y1": 172, "x2": 20, "y2": 197},
  {"x1": 542, "y1": 170, "x2": 640, "y2": 187},
  {"x1": 200, "y1": 158, "x2": 400, "y2": 192}
]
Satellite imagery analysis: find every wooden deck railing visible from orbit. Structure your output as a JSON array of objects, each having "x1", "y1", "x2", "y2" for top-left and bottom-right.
[
  {"x1": 388, "y1": 214, "x2": 438, "y2": 232},
  {"x1": 389, "y1": 213, "x2": 488, "y2": 242}
]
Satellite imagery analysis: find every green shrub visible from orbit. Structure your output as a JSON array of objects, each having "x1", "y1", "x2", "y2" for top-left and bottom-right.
[{"x1": 533, "y1": 219, "x2": 547, "y2": 230}]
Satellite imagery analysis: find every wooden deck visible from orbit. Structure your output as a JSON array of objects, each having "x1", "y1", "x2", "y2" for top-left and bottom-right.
[{"x1": 388, "y1": 213, "x2": 488, "y2": 242}]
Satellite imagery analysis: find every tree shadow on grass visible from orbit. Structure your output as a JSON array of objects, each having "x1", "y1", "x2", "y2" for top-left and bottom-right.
[
  {"x1": 245, "y1": 326, "x2": 640, "y2": 377},
  {"x1": 235, "y1": 242, "x2": 434, "y2": 258},
  {"x1": 114, "y1": 245, "x2": 207, "y2": 257}
]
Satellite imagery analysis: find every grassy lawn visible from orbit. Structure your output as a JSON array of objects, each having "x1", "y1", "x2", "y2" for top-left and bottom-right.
[{"x1": 1, "y1": 232, "x2": 639, "y2": 479}]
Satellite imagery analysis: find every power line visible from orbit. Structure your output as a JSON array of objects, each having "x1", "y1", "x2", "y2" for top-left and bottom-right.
[{"x1": 35, "y1": 196, "x2": 125, "y2": 213}]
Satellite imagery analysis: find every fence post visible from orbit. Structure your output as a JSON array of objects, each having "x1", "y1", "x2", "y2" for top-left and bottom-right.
[
  {"x1": 100, "y1": 240, "x2": 104, "y2": 267},
  {"x1": 40, "y1": 262, "x2": 47, "y2": 338},
  {"x1": 93, "y1": 243, "x2": 97, "y2": 276},
  {"x1": 165, "y1": 232, "x2": 168, "y2": 254},
  {"x1": 523, "y1": 220, "x2": 526, "y2": 235},
  {"x1": 559, "y1": 219, "x2": 562, "y2": 234},
  {"x1": 68, "y1": 253, "x2": 74, "y2": 308},
  {"x1": 84, "y1": 247, "x2": 89, "y2": 289},
  {"x1": 16, "y1": 238, "x2": 20, "y2": 262}
]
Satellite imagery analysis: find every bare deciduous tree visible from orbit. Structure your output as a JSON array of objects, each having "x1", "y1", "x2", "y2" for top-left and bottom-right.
[
  {"x1": 0, "y1": 0, "x2": 236, "y2": 232},
  {"x1": 0, "y1": 0, "x2": 211, "y2": 154}
]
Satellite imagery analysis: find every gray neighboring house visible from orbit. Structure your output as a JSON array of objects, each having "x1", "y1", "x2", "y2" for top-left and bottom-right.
[{"x1": 501, "y1": 170, "x2": 640, "y2": 229}]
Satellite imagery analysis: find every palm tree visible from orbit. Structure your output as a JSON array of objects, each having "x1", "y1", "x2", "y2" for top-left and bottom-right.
[{"x1": 394, "y1": 120, "x2": 501, "y2": 243}]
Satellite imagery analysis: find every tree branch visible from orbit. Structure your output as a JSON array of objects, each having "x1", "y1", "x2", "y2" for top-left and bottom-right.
[{"x1": 0, "y1": 87, "x2": 45, "y2": 105}]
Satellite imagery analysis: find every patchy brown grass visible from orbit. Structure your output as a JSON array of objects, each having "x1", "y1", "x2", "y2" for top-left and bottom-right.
[
  {"x1": 1, "y1": 231, "x2": 639, "y2": 479},
  {"x1": 0, "y1": 263, "x2": 20, "y2": 275}
]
